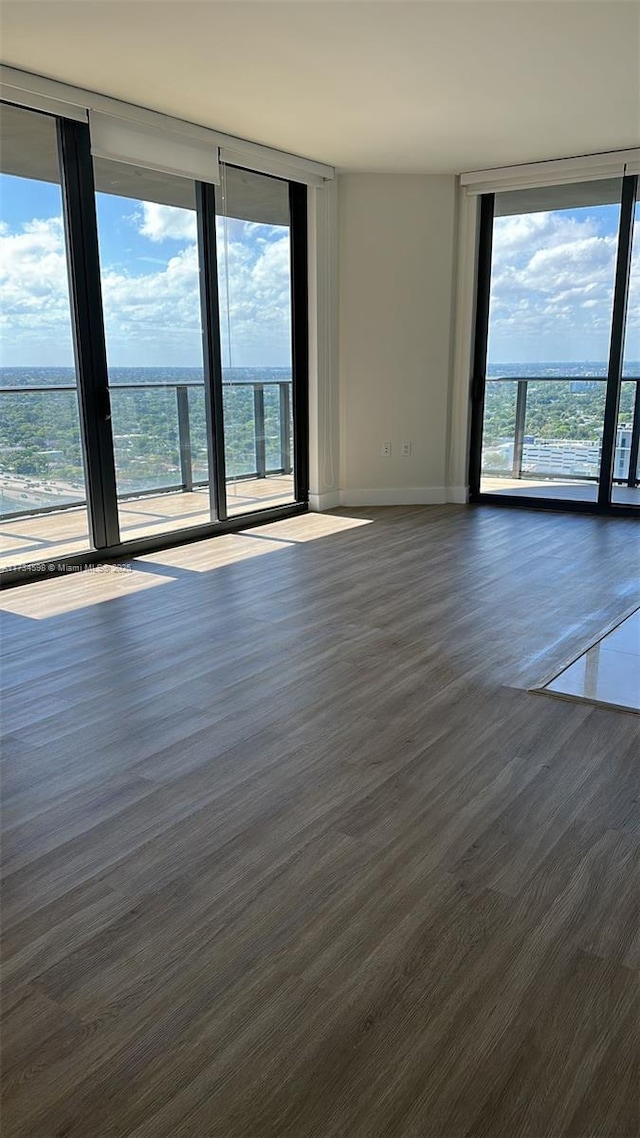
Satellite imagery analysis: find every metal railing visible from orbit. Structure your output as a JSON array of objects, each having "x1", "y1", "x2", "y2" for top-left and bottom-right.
[
  {"x1": 0, "y1": 379, "x2": 293, "y2": 518},
  {"x1": 481, "y1": 375, "x2": 640, "y2": 488}
]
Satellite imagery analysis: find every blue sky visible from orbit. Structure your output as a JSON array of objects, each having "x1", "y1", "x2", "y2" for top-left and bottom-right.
[
  {"x1": 0, "y1": 174, "x2": 292, "y2": 369},
  {"x1": 0, "y1": 175, "x2": 638, "y2": 370}
]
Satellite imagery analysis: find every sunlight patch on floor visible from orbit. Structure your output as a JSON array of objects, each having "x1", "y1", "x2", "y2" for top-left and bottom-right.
[
  {"x1": 140, "y1": 513, "x2": 373, "y2": 572},
  {"x1": 253, "y1": 512, "x2": 373, "y2": 543},
  {"x1": 0, "y1": 565, "x2": 176, "y2": 619},
  {"x1": 138, "y1": 531, "x2": 294, "y2": 573},
  {"x1": 0, "y1": 513, "x2": 375, "y2": 615}
]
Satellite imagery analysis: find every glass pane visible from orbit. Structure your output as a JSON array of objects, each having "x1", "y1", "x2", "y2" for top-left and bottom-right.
[
  {"x1": 216, "y1": 166, "x2": 295, "y2": 517},
  {"x1": 480, "y1": 179, "x2": 622, "y2": 502},
  {"x1": 0, "y1": 103, "x2": 91, "y2": 570},
  {"x1": 613, "y1": 196, "x2": 640, "y2": 506},
  {"x1": 93, "y1": 159, "x2": 213, "y2": 542},
  {"x1": 481, "y1": 380, "x2": 518, "y2": 476},
  {"x1": 622, "y1": 198, "x2": 640, "y2": 378}
]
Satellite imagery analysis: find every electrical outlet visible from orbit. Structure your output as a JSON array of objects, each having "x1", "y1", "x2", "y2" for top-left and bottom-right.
[
  {"x1": 401, "y1": 441, "x2": 412, "y2": 457},
  {"x1": 381, "y1": 442, "x2": 392, "y2": 457}
]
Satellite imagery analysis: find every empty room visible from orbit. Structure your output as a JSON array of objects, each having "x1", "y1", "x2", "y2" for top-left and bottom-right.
[{"x1": 1, "y1": 2, "x2": 639, "y2": 1136}]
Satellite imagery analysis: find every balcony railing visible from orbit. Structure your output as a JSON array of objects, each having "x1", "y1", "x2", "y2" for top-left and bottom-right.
[
  {"x1": 481, "y1": 375, "x2": 640, "y2": 487},
  {"x1": 0, "y1": 379, "x2": 293, "y2": 518}
]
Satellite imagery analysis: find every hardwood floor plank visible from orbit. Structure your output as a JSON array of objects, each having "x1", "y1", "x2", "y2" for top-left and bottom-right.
[
  {"x1": 465, "y1": 951, "x2": 638, "y2": 1138},
  {"x1": 1, "y1": 505, "x2": 638, "y2": 1137},
  {"x1": 562, "y1": 999, "x2": 640, "y2": 1138}
]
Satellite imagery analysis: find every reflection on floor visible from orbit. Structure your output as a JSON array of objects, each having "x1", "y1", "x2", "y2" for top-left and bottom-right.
[
  {"x1": 543, "y1": 609, "x2": 640, "y2": 713},
  {"x1": 481, "y1": 476, "x2": 640, "y2": 505},
  {"x1": 0, "y1": 476, "x2": 294, "y2": 570}
]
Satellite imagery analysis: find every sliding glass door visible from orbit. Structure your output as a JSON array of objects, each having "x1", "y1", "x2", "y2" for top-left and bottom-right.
[
  {"x1": 0, "y1": 102, "x2": 309, "y2": 581},
  {"x1": 470, "y1": 174, "x2": 639, "y2": 512}
]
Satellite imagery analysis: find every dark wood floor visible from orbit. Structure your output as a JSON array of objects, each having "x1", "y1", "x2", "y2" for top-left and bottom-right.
[{"x1": 1, "y1": 505, "x2": 639, "y2": 1138}]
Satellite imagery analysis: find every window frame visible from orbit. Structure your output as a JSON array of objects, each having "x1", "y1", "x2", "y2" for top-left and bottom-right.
[
  {"x1": 0, "y1": 107, "x2": 310, "y2": 587},
  {"x1": 468, "y1": 173, "x2": 640, "y2": 516}
]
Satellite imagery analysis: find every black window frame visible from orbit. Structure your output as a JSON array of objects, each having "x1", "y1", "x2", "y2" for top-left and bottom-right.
[
  {"x1": 0, "y1": 108, "x2": 310, "y2": 588},
  {"x1": 468, "y1": 173, "x2": 639, "y2": 518}
]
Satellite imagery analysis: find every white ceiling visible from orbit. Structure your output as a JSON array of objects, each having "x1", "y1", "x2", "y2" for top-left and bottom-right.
[{"x1": 1, "y1": 0, "x2": 639, "y2": 174}]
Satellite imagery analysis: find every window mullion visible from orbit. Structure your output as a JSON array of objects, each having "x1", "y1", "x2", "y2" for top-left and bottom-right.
[
  {"x1": 196, "y1": 181, "x2": 227, "y2": 522},
  {"x1": 598, "y1": 173, "x2": 638, "y2": 506},
  {"x1": 57, "y1": 117, "x2": 120, "y2": 549}
]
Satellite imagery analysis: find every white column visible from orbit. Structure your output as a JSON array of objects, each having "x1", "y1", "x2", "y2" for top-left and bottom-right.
[
  {"x1": 307, "y1": 179, "x2": 341, "y2": 511},
  {"x1": 447, "y1": 186, "x2": 479, "y2": 503}
]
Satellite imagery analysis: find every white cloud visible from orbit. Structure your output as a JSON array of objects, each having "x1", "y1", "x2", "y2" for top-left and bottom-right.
[
  {"x1": 0, "y1": 206, "x2": 292, "y2": 368},
  {"x1": 492, "y1": 211, "x2": 599, "y2": 257},
  {"x1": 138, "y1": 203, "x2": 197, "y2": 243},
  {"x1": 100, "y1": 243, "x2": 203, "y2": 364},
  {"x1": 217, "y1": 219, "x2": 291, "y2": 368},
  {"x1": 0, "y1": 216, "x2": 75, "y2": 365},
  {"x1": 488, "y1": 209, "x2": 625, "y2": 364}
]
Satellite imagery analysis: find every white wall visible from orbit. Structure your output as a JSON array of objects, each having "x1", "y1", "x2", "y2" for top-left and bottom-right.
[{"x1": 337, "y1": 173, "x2": 457, "y2": 506}]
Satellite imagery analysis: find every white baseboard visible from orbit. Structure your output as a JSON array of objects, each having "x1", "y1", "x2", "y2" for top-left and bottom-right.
[
  {"x1": 339, "y1": 487, "x2": 447, "y2": 507},
  {"x1": 310, "y1": 487, "x2": 469, "y2": 510},
  {"x1": 308, "y1": 491, "x2": 341, "y2": 512},
  {"x1": 446, "y1": 486, "x2": 469, "y2": 504}
]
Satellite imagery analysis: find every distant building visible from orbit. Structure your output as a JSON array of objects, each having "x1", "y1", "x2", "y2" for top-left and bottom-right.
[
  {"x1": 615, "y1": 427, "x2": 632, "y2": 480},
  {"x1": 484, "y1": 427, "x2": 635, "y2": 481},
  {"x1": 521, "y1": 438, "x2": 600, "y2": 478}
]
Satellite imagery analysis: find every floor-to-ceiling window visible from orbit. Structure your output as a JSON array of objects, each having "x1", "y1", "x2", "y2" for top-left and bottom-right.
[
  {"x1": 216, "y1": 165, "x2": 295, "y2": 518},
  {"x1": 613, "y1": 195, "x2": 640, "y2": 505},
  {"x1": 0, "y1": 103, "x2": 92, "y2": 569},
  {"x1": 93, "y1": 160, "x2": 215, "y2": 542},
  {"x1": 470, "y1": 173, "x2": 639, "y2": 512},
  {"x1": 0, "y1": 100, "x2": 309, "y2": 582}
]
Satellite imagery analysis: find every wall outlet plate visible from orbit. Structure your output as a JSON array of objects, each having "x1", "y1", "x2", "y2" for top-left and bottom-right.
[
  {"x1": 381, "y1": 442, "x2": 392, "y2": 456},
  {"x1": 401, "y1": 441, "x2": 412, "y2": 456}
]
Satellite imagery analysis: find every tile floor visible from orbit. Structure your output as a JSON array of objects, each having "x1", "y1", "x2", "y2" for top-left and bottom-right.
[{"x1": 543, "y1": 608, "x2": 640, "y2": 712}]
